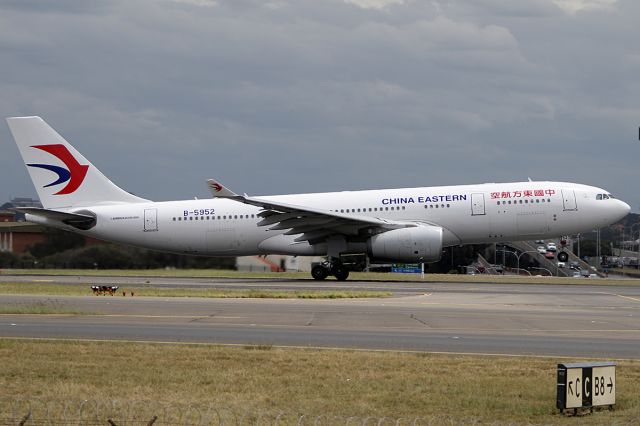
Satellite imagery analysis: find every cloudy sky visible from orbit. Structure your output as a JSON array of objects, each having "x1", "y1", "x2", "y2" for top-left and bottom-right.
[{"x1": 1, "y1": 0, "x2": 639, "y2": 210}]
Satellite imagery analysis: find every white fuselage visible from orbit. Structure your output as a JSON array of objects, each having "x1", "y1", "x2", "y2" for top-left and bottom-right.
[{"x1": 28, "y1": 181, "x2": 630, "y2": 259}]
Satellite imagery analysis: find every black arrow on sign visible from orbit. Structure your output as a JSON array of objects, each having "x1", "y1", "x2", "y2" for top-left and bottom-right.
[
  {"x1": 568, "y1": 381, "x2": 574, "y2": 396},
  {"x1": 608, "y1": 377, "x2": 613, "y2": 393}
]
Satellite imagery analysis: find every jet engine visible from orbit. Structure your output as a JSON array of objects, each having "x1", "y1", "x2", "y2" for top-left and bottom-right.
[{"x1": 367, "y1": 226, "x2": 443, "y2": 263}]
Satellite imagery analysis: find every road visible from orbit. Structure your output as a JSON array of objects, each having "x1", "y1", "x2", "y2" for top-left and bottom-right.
[{"x1": 1, "y1": 275, "x2": 639, "y2": 358}]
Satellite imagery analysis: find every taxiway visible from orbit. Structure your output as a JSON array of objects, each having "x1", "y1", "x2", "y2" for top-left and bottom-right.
[{"x1": 0, "y1": 276, "x2": 639, "y2": 358}]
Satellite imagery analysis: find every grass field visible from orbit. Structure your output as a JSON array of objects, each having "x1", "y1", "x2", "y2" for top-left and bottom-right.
[
  {"x1": 0, "y1": 339, "x2": 638, "y2": 424},
  {"x1": 4, "y1": 268, "x2": 640, "y2": 286},
  {"x1": 0, "y1": 299, "x2": 88, "y2": 315},
  {"x1": 0, "y1": 282, "x2": 390, "y2": 299}
]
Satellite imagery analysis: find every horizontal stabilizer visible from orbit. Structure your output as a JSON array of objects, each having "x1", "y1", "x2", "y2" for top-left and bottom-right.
[{"x1": 12, "y1": 207, "x2": 96, "y2": 230}]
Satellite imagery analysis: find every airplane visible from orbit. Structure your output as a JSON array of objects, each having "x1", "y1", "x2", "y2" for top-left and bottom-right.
[{"x1": 6, "y1": 116, "x2": 631, "y2": 281}]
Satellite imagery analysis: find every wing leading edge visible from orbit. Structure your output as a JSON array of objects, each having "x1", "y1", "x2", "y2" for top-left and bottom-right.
[{"x1": 206, "y1": 179, "x2": 416, "y2": 244}]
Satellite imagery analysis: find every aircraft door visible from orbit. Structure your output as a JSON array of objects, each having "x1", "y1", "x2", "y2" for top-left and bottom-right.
[
  {"x1": 471, "y1": 193, "x2": 486, "y2": 216},
  {"x1": 144, "y1": 208, "x2": 158, "y2": 232},
  {"x1": 561, "y1": 189, "x2": 578, "y2": 211}
]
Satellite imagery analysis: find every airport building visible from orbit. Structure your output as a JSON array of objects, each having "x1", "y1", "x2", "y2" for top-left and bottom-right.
[
  {"x1": 0, "y1": 198, "x2": 45, "y2": 254},
  {"x1": 236, "y1": 255, "x2": 324, "y2": 272}
]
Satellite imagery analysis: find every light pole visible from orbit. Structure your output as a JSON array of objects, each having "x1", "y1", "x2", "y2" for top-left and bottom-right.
[
  {"x1": 629, "y1": 223, "x2": 640, "y2": 269},
  {"x1": 496, "y1": 248, "x2": 541, "y2": 276},
  {"x1": 530, "y1": 266, "x2": 553, "y2": 276},
  {"x1": 596, "y1": 228, "x2": 601, "y2": 266},
  {"x1": 496, "y1": 248, "x2": 516, "y2": 274},
  {"x1": 516, "y1": 250, "x2": 541, "y2": 276}
]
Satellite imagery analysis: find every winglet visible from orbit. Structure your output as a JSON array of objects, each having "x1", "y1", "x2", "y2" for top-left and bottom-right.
[{"x1": 207, "y1": 179, "x2": 238, "y2": 198}]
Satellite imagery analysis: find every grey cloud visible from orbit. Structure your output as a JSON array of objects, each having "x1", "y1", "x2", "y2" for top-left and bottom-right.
[{"x1": 0, "y1": 0, "x2": 638, "y2": 208}]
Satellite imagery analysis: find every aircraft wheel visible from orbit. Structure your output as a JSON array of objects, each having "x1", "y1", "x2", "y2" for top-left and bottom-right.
[
  {"x1": 557, "y1": 251, "x2": 569, "y2": 262},
  {"x1": 332, "y1": 265, "x2": 350, "y2": 281},
  {"x1": 311, "y1": 264, "x2": 329, "y2": 281}
]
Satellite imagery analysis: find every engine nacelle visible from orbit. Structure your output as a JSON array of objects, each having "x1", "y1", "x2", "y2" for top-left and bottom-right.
[{"x1": 368, "y1": 226, "x2": 443, "y2": 263}]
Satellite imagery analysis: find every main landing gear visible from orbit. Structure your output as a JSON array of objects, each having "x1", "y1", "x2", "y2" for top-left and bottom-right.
[{"x1": 311, "y1": 260, "x2": 349, "y2": 281}]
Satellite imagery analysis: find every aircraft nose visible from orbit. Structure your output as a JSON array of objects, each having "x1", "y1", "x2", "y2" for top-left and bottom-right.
[{"x1": 618, "y1": 200, "x2": 631, "y2": 219}]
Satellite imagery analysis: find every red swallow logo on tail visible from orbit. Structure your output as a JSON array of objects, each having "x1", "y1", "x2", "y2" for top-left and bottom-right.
[{"x1": 27, "y1": 144, "x2": 89, "y2": 195}]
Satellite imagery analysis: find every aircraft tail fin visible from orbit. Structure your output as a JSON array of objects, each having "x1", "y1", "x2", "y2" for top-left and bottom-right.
[{"x1": 6, "y1": 116, "x2": 148, "y2": 209}]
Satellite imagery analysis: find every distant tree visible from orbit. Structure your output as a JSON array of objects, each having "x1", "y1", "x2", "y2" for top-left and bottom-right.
[
  {"x1": 36, "y1": 243, "x2": 236, "y2": 270},
  {"x1": 29, "y1": 229, "x2": 85, "y2": 259},
  {"x1": 574, "y1": 239, "x2": 613, "y2": 257}
]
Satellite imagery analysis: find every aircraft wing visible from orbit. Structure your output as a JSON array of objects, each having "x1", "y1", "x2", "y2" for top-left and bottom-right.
[{"x1": 207, "y1": 179, "x2": 415, "y2": 244}]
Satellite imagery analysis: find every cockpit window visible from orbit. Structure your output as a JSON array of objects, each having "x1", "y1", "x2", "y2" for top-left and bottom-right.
[
  {"x1": 597, "y1": 193, "x2": 614, "y2": 200},
  {"x1": 597, "y1": 194, "x2": 603, "y2": 200}
]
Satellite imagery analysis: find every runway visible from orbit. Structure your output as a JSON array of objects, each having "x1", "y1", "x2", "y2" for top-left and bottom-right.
[{"x1": 1, "y1": 276, "x2": 639, "y2": 358}]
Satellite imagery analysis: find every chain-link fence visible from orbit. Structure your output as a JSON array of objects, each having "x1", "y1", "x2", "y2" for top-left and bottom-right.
[{"x1": 0, "y1": 398, "x2": 447, "y2": 425}]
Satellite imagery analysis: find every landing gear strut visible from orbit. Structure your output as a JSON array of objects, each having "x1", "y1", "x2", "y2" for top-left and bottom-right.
[{"x1": 311, "y1": 260, "x2": 349, "y2": 281}]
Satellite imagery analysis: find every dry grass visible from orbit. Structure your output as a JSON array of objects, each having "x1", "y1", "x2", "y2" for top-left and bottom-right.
[
  {"x1": 0, "y1": 282, "x2": 389, "y2": 299},
  {"x1": 4, "y1": 268, "x2": 640, "y2": 286},
  {"x1": 0, "y1": 339, "x2": 638, "y2": 424},
  {"x1": 0, "y1": 299, "x2": 87, "y2": 315}
]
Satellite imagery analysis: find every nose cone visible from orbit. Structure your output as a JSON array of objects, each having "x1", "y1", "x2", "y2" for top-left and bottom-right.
[{"x1": 616, "y1": 200, "x2": 631, "y2": 220}]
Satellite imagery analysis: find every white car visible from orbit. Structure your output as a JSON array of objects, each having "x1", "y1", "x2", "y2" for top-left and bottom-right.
[
  {"x1": 547, "y1": 243, "x2": 557, "y2": 252},
  {"x1": 537, "y1": 246, "x2": 547, "y2": 254}
]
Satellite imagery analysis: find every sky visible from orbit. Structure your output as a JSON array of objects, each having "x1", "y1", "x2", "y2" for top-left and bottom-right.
[{"x1": 1, "y1": 0, "x2": 639, "y2": 210}]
